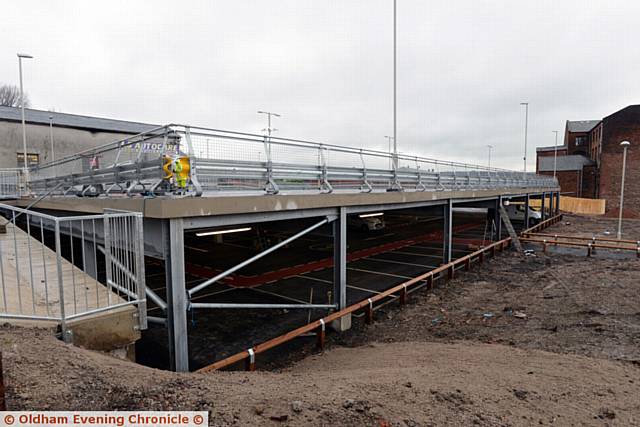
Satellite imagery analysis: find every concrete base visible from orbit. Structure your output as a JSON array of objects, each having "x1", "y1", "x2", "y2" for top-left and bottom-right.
[
  {"x1": 66, "y1": 306, "x2": 140, "y2": 355},
  {"x1": 330, "y1": 313, "x2": 352, "y2": 332}
]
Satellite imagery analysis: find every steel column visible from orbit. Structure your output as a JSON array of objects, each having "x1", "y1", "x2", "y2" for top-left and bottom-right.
[
  {"x1": 163, "y1": 218, "x2": 189, "y2": 372},
  {"x1": 524, "y1": 194, "x2": 530, "y2": 228},
  {"x1": 333, "y1": 207, "x2": 347, "y2": 309},
  {"x1": 541, "y1": 192, "x2": 546, "y2": 221},
  {"x1": 555, "y1": 191, "x2": 560, "y2": 215},
  {"x1": 443, "y1": 199, "x2": 452, "y2": 263},
  {"x1": 494, "y1": 196, "x2": 502, "y2": 240},
  {"x1": 82, "y1": 239, "x2": 98, "y2": 280}
]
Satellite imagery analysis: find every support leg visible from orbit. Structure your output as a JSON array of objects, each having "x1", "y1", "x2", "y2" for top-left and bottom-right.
[
  {"x1": 331, "y1": 207, "x2": 350, "y2": 331},
  {"x1": 541, "y1": 192, "x2": 546, "y2": 221},
  {"x1": 524, "y1": 194, "x2": 530, "y2": 229},
  {"x1": 494, "y1": 196, "x2": 503, "y2": 240},
  {"x1": 443, "y1": 200, "x2": 452, "y2": 264},
  {"x1": 163, "y1": 218, "x2": 189, "y2": 372}
]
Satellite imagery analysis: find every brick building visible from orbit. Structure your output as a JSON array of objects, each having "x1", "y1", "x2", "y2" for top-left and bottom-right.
[{"x1": 536, "y1": 105, "x2": 640, "y2": 218}]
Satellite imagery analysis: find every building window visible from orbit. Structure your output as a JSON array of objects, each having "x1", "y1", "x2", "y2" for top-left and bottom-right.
[
  {"x1": 575, "y1": 136, "x2": 587, "y2": 146},
  {"x1": 16, "y1": 153, "x2": 40, "y2": 168}
]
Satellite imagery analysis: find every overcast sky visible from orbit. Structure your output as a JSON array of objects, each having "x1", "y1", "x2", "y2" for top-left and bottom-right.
[{"x1": 3, "y1": 1, "x2": 640, "y2": 169}]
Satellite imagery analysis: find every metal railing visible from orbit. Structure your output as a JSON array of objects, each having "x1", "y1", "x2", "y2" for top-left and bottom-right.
[
  {"x1": 23, "y1": 124, "x2": 558, "y2": 198},
  {"x1": 0, "y1": 204, "x2": 147, "y2": 336}
]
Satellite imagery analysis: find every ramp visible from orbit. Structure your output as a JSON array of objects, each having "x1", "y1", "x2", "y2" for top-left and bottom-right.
[{"x1": 0, "y1": 206, "x2": 147, "y2": 352}]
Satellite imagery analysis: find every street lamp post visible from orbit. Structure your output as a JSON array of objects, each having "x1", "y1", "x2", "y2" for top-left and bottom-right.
[
  {"x1": 257, "y1": 110, "x2": 280, "y2": 137},
  {"x1": 384, "y1": 135, "x2": 394, "y2": 169},
  {"x1": 392, "y1": 0, "x2": 397, "y2": 169},
  {"x1": 552, "y1": 130, "x2": 559, "y2": 179},
  {"x1": 520, "y1": 102, "x2": 529, "y2": 176},
  {"x1": 617, "y1": 141, "x2": 631, "y2": 240},
  {"x1": 17, "y1": 53, "x2": 34, "y2": 179},
  {"x1": 487, "y1": 144, "x2": 493, "y2": 169}
]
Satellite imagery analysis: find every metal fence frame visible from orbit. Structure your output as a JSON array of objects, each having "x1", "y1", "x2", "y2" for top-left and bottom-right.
[{"x1": 0, "y1": 204, "x2": 147, "y2": 337}]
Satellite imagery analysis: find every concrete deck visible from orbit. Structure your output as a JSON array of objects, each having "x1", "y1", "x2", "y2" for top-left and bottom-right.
[{"x1": 12, "y1": 187, "x2": 558, "y2": 219}]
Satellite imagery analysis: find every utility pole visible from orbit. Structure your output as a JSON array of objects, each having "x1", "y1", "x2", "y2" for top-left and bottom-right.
[
  {"x1": 520, "y1": 102, "x2": 529, "y2": 176},
  {"x1": 552, "y1": 130, "x2": 559, "y2": 179}
]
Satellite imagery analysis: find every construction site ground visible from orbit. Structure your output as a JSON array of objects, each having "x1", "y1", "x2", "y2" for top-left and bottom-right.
[{"x1": 1, "y1": 214, "x2": 639, "y2": 426}]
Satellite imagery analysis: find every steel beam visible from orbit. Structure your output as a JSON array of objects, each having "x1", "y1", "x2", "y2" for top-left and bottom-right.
[
  {"x1": 163, "y1": 218, "x2": 189, "y2": 372},
  {"x1": 333, "y1": 207, "x2": 347, "y2": 310},
  {"x1": 182, "y1": 207, "x2": 339, "y2": 230},
  {"x1": 443, "y1": 199, "x2": 452, "y2": 263}
]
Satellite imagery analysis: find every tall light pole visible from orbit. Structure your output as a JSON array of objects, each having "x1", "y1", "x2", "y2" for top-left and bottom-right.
[
  {"x1": 520, "y1": 102, "x2": 529, "y2": 175},
  {"x1": 392, "y1": 0, "x2": 398, "y2": 169},
  {"x1": 17, "y1": 53, "x2": 34, "y2": 178},
  {"x1": 257, "y1": 111, "x2": 280, "y2": 137},
  {"x1": 617, "y1": 141, "x2": 631, "y2": 240},
  {"x1": 552, "y1": 130, "x2": 559, "y2": 179},
  {"x1": 487, "y1": 144, "x2": 493, "y2": 169},
  {"x1": 384, "y1": 135, "x2": 394, "y2": 169}
]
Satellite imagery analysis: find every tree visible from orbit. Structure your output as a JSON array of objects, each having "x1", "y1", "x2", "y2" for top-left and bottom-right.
[{"x1": 0, "y1": 84, "x2": 30, "y2": 108}]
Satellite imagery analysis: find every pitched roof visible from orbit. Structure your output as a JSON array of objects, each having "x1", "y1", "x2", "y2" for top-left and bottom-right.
[
  {"x1": 0, "y1": 106, "x2": 159, "y2": 134},
  {"x1": 566, "y1": 120, "x2": 600, "y2": 133},
  {"x1": 538, "y1": 154, "x2": 595, "y2": 172}
]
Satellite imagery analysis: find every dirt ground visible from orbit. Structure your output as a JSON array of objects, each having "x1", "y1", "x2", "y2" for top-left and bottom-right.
[{"x1": 2, "y1": 214, "x2": 640, "y2": 426}]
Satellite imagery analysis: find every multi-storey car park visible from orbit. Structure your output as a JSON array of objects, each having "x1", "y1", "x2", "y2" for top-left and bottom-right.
[{"x1": 0, "y1": 124, "x2": 560, "y2": 371}]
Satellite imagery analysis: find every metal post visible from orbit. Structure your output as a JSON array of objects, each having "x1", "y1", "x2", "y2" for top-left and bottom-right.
[
  {"x1": 541, "y1": 193, "x2": 546, "y2": 221},
  {"x1": 163, "y1": 218, "x2": 189, "y2": 372},
  {"x1": 524, "y1": 194, "x2": 530, "y2": 228},
  {"x1": 520, "y1": 102, "x2": 529, "y2": 177},
  {"x1": 443, "y1": 199, "x2": 452, "y2": 263},
  {"x1": 617, "y1": 141, "x2": 630, "y2": 240},
  {"x1": 333, "y1": 207, "x2": 347, "y2": 310},
  {"x1": 18, "y1": 53, "x2": 34, "y2": 181},
  {"x1": 552, "y1": 130, "x2": 559, "y2": 179},
  {"x1": 556, "y1": 191, "x2": 560, "y2": 215},
  {"x1": 392, "y1": 0, "x2": 397, "y2": 167},
  {"x1": 494, "y1": 196, "x2": 502, "y2": 240}
]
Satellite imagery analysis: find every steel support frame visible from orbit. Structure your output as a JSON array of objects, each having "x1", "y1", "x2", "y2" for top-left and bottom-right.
[
  {"x1": 163, "y1": 218, "x2": 189, "y2": 372},
  {"x1": 524, "y1": 193, "x2": 530, "y2": 228},
  {"x1": 443, "y1": 199, "x2": 453, "y2": 264},
  {"x1": 494, "y1": 196, "x2": 503, "y2": 241},
  {"x1": 333, "y1": 207, "x2": 347, "y2": 310},
  {"x1": 541, "y1": 192, "x2": 547, "y2": 221}
]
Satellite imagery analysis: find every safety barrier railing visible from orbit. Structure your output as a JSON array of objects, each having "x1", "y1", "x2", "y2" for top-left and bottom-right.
[
  {"x1": 197, "y1": 214, "x2": 563, "y2": 372},
  {"x1": 0, "y1": 204, "x2": 147, "y2": 338},
  {"x1": 179, "y1": 125, "x2": 557, "y2": 194},
  {"x1": 0, "y1": 169, "x2": 21, "y2": 199},
  {"x1": 24, "y1": 125, "x2": 558, "y2": 198}
]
